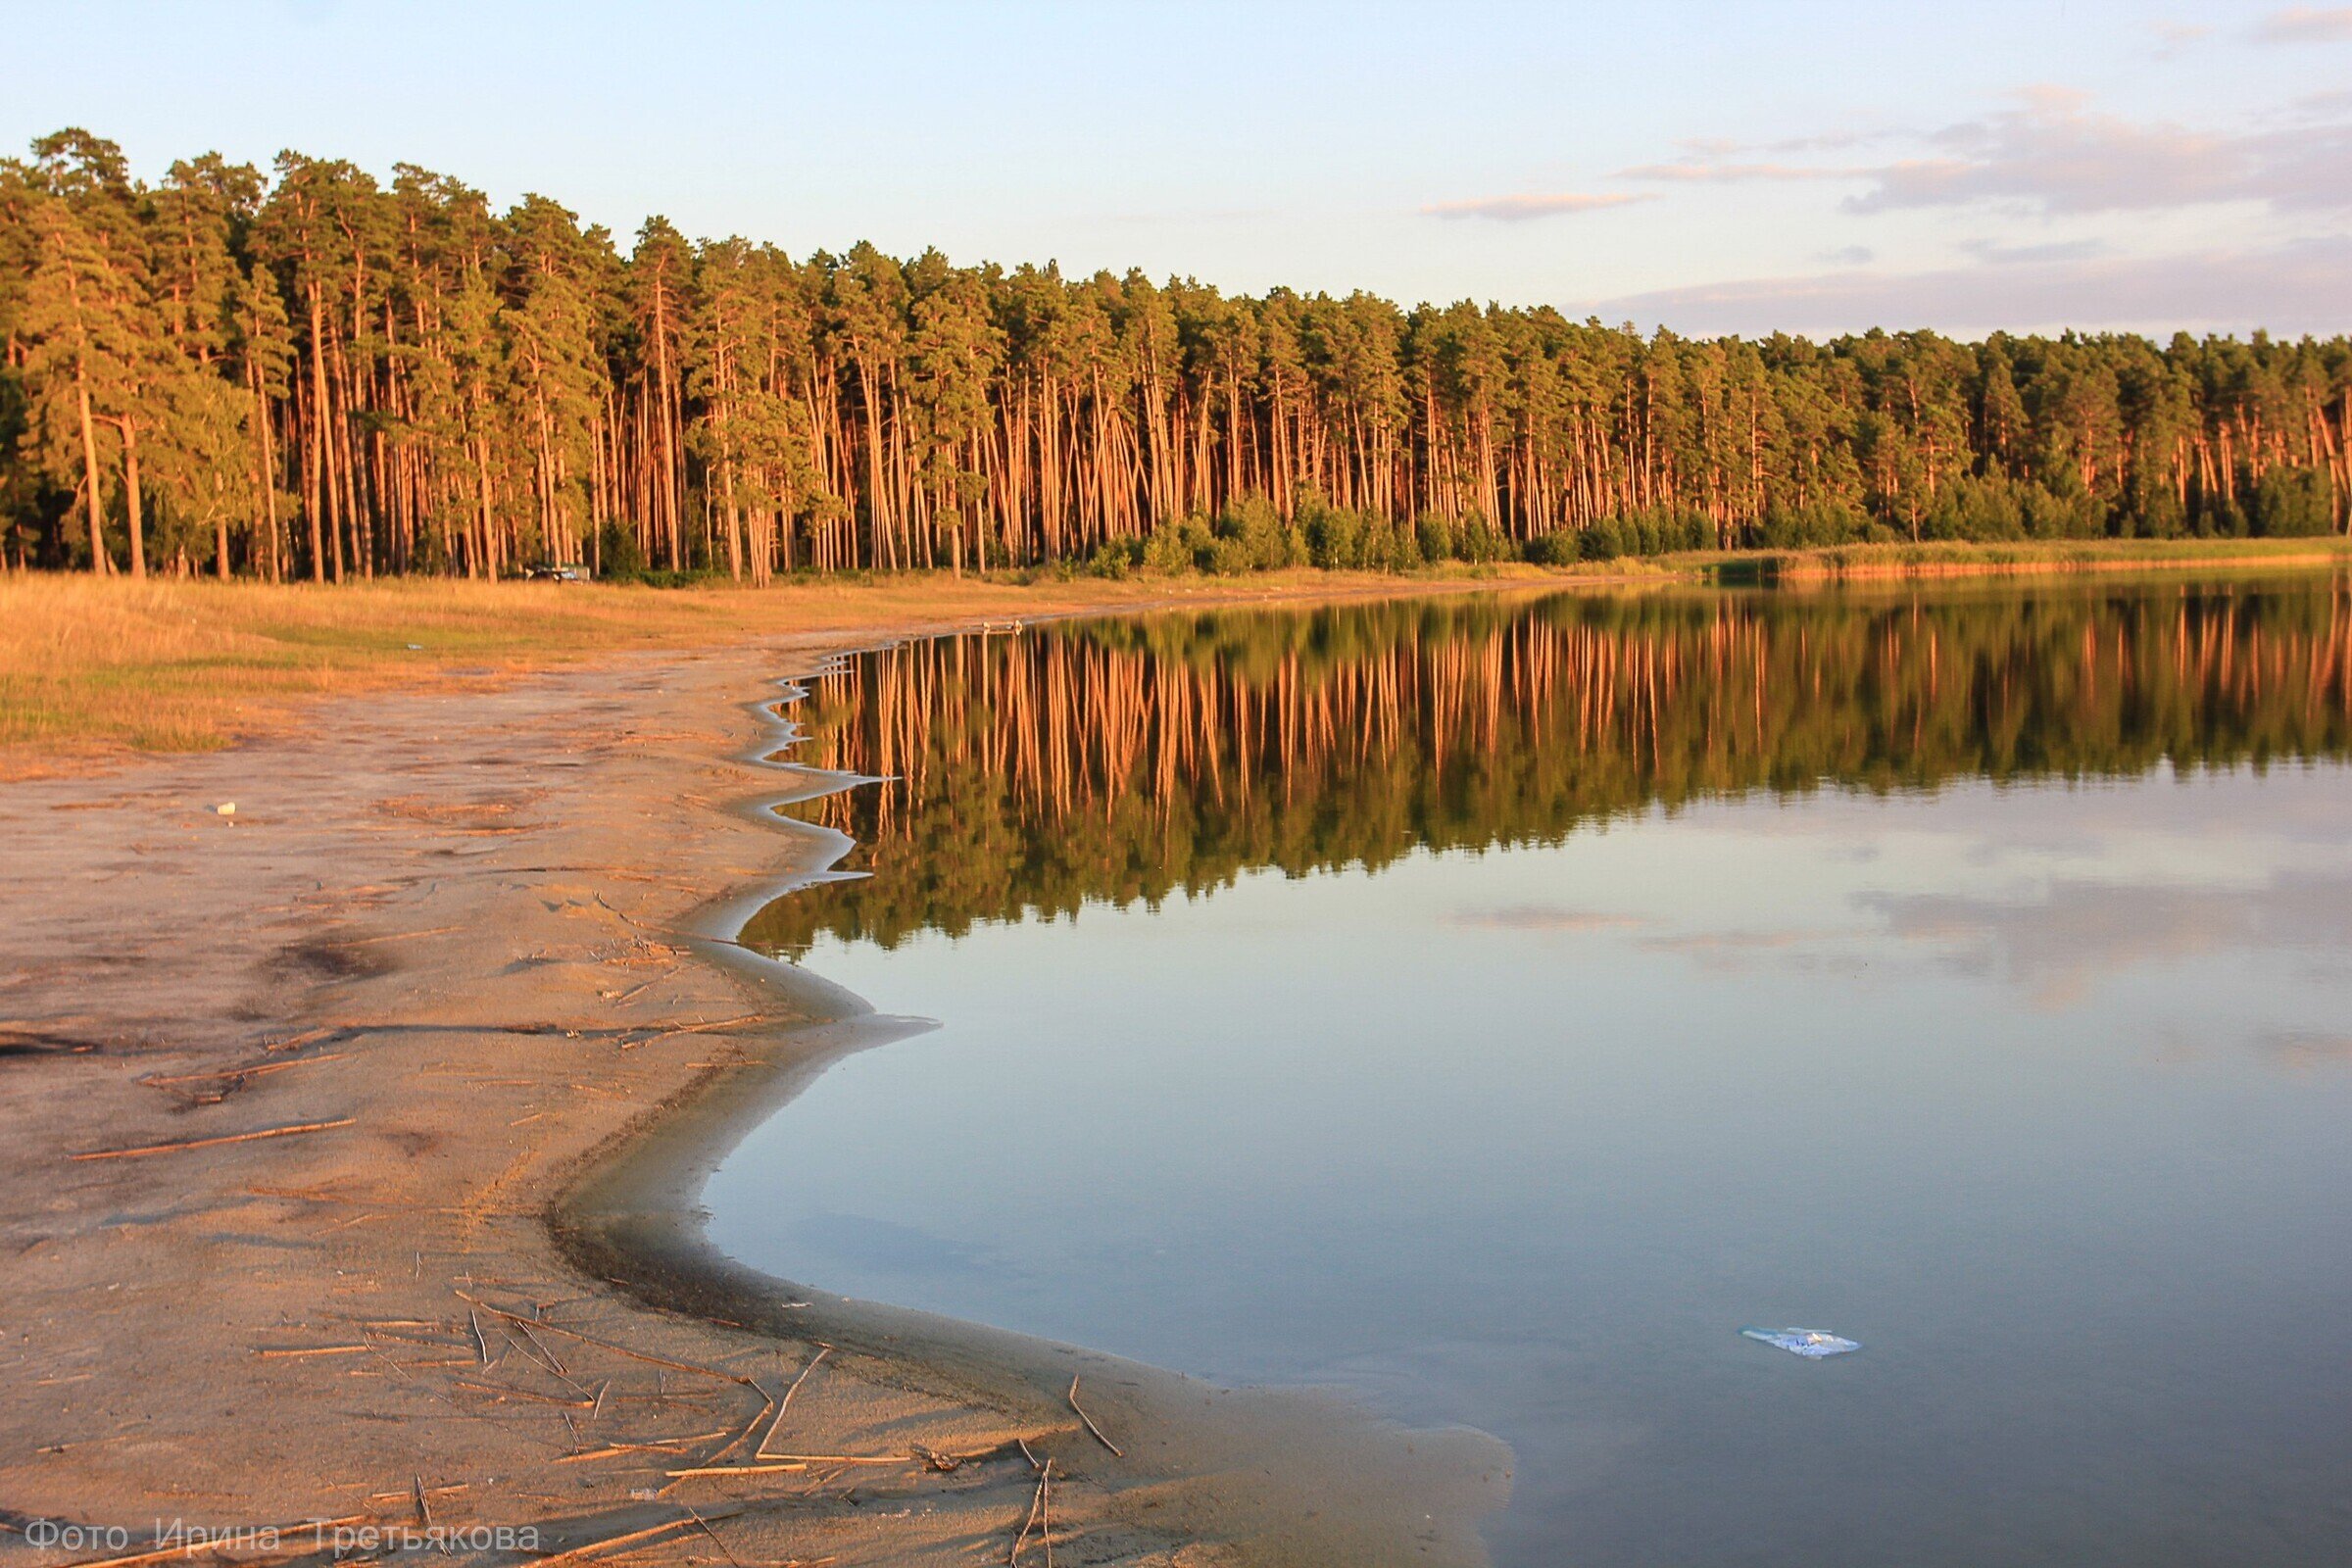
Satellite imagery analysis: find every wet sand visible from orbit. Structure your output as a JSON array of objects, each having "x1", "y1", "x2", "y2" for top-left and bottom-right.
[{"x1": 0, "y1": 603, "x2": 1509, "y2": 1567}]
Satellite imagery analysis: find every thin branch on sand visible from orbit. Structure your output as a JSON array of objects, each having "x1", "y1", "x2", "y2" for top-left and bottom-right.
[
  {"x1": 753, "y1": 1345, "x2": 830, "y2": 1458},
  {"x1": 680, "y1": 1505, "x2": 745, "y2": 1568},
  {"x1": 520, "y1": 1516, "x2": 708, "y2": 1567},
  {"x1": 1066, "y1": 1377, "x2": 1122, "y2": 1457},
  {"x1": 459, "y1": 1295, "x2": 752, "y2": 1385},
  {"x1": 1010, "y1": 1453, "x2": 1054, "y2": 1567},
  {"x1": 699, "y1": 1387, "x2": 776, "y2": 1470},
  {"x1": 140, "y1": 1053, "x2": 349, "y2": 1089},
  {"x1": 70, "y1": 1118, "x2": 356, "y2": 1161},
  {"x1": 618, "y1": 1013, "x2": 766, "y2": 1051}
]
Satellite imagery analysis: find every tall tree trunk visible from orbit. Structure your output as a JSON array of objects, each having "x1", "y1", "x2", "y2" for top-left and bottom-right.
[{"x1": 74, "y1": 376, "x2": 111, "y2": 575}]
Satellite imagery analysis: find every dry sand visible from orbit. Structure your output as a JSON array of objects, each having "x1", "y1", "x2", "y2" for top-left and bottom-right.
[{"x1": 0, "y1": 605, "x2": 1510, "y2": 1567}]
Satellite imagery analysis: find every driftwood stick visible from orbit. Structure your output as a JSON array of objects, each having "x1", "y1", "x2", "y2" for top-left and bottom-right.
[
  {"x1": 557, "y1": 1438, "x2": 710, "y2": 1464},
  {"x1": 140, "y1": 1054, "x2": 350, "y2": 1088},
  {"x1": 701, "y1": 1387, "x2": 775, "y2": 1469},
  {"x1": 459, "y1": 1296, "x2": 752, "y2": 1384},
  {"x1": 70, "y1": 1118, "x2": 356, "y2": 1161},
  {"x1": 619, "y1": 1013, "x2": 766, "y2": 1051},
  {"x1": 512, "y1": 1318, "x2": 571, "y2": 1378},
  {"x1": 1042, "y1": 1460, "x2": 1055, "y2": 1568},
  {"x1": 662, "y1": 1462, "x2": 810, "y2": 1478},
  {"x1": 1066, "y1": 1377, "x2": 1122, "y2": 1457},
  {"x1": 680, "y1": 1505, "x2": 744, "y2": 1568},
  {"x1": 753, "y1": 1345, "x2": 830, "y2": 1458},
  {"x1": 1010, "y1": 1457, "x2": 1050, "y2": 1566},
  {"x1": 450, "y1": 1379, "x2": 593, "y2": 1408},
  {"x1": 520, "y1": 1517, "x2": 701, "y2": 1567}
]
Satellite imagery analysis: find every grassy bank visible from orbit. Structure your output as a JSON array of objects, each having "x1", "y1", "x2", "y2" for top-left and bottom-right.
[
  {"x1": 1674, "y1": 535, "x2": 2352, "y2": 582},
  {"x1": 0, "y1": 565, "x2": 1570, "y2": 770},
  {"x1": 5, "y1": 538, "x2": 2344, "y2": 772}
]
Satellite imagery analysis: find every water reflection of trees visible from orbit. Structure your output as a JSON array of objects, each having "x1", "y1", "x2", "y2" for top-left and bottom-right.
[{"x1": 741, "y1": 580, "x2": 2352, "y2": 955}]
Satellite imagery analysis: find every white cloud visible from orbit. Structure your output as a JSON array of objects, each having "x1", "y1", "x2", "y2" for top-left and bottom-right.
[
  {"x1": 2253, "y1": 6, "x2": 2352, "y2": 42},
  {"x1": 1588, "y1": 236, "x2": 2352, "y2": 338},
  {"x1": 1621, "y1": 88, "x2": 2352, "y2": 217},
  {"x1": 1957, "y1": 237, "x2": 2111, "y2": 265},
  {"x1": 1617, "y1": 160, "x2": 1860, "y2": 184},
  {"x1": 1421, "y1": 192, "x2": 1651, "y2": 222},
  {"x1": 1846, "y1": 88, "x2": 2352, "y2": 215}
]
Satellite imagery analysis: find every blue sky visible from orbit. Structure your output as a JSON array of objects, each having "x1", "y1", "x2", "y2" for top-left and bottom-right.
[{"x1": 6, "y1": 0, "x2": 2348, "y2": 336}]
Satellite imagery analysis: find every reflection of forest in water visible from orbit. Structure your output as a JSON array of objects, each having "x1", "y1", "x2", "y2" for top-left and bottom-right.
[{"x1": 742, "y1": 577, "x2": 2352, "y2": 956}]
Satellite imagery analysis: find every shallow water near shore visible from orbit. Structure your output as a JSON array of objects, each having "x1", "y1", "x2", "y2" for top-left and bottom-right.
[{"x1": 709, "y1": 578, "x2": 2352, "y2": 1567}]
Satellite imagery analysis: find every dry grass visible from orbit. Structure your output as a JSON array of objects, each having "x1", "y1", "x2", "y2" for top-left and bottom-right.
[
  {"x1": 1680, "y1": 534, "x2": 2352, "y2": 580},
  {"x1": 7, "y1": 539, "x2": 2342, "y2": 773}
]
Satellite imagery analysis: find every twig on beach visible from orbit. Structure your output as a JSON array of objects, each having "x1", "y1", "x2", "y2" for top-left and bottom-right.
[
  {"x1": 459, "y1": 1294, "x2": 752, "y2": 1384},
  {"x1": 261, "y1": 1025, "x2": 345, "y2": 1054},
  {"x1": 1010, "y1": 1448, "x2": 1055, "y2": 1568},
  {"x1": 412, "y1": 1475, "x2": 432, "y2": 1530},
  {"x1": 69, "y1": 1117, "x2": 356, "y2": 1161},
  {"x1": 557, "y1": 1437, "x2": 712, "y2": 1464},
  {"x1": 662, "y1": 1461, "x2": 810, "y2": 1478},
  {"x1": 469, "y1": 1308, "x2": 492, "y2": 1367},
  {"x1": 511, "y1": 1317, "x2": 571, "y2": 1377},
  {"x1": 251, "y1": 1344, "x2": 371, "y2": 1358},
  {"x1": 1066, "y1": 1377, "x2": 1122, "y2": 1457},
  {"x1": 618, "y1": 1012, "x2": 766, "y2": 1051},
  {"x1": 519, "y1": 1516, "x2": 709, "y2": 1567},
  {"x1": 451, "y1": 1379, "x2": 593, "y2": 1408},
  {"x1": 700, "y1": 1387, "x2": 775, "y2": 1470},
  {"x1": 753, "y1": 1345, "x2": 830, "y2": 1458},
  {"x1": 140, "y1": 1053, "x2": 350, "y2": 1090},
  {"x1": 680, "y1": 1505, "x2": 744, "y2": 1568}
]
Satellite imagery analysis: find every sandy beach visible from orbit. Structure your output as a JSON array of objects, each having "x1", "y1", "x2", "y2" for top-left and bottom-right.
[{"x1": 0, "y1": 595, "x2": 1510, "y2": 1568}]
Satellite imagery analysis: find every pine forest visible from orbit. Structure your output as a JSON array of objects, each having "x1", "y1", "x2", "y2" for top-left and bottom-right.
[{"x1": 4, "y1": 128, "x2": 2349, "y2": 584}]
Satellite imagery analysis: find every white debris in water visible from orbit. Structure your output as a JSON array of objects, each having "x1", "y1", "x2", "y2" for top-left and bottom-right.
[
  {"x1": 1740, "y1": 1326, "x2": 1860, "y2": 1357},
  {"x1": 214, "y1": 803, "x2": 236, "y2": 816}
]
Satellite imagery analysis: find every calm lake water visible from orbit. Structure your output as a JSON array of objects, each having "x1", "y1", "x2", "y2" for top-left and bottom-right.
[{"x1": 707, "y1": 579, "x2": 2352, "y2": 1567}]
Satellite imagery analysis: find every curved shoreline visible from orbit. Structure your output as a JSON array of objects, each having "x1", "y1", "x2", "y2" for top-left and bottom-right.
[
  {"x1": 1, "y1": 578, "x2": 1578, "y2": 1567},
  {"x1": 549, "y1": 636, "x2": 1516, "y2": 1564}
]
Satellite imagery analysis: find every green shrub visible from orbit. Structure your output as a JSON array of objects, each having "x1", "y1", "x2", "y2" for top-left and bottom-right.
[
  {"x1": 597, "y1": 518, "x2": 647, "y2": 582},
  {"x1": 1523, "y1": 530, "x2": 1580, "y2": 566},
  {"x1": 1213, "y1": 495, "x2": 1299, "y2": 569},
  {"x1": 1083, "y1": 539, "x2": 1138, "y2": 578},
  {"x1": 2251, "y1": 466, "x2": 2336, "y2": 537},
  {"x1": 1760, "y1": 499, "x2": 1872, "y2": 549},
  {"x1": 1457, "y1": 511, "x2": 1509, "y2": 564}
]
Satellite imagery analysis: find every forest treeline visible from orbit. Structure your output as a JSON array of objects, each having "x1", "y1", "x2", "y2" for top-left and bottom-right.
[
  {"x1": 741, "y1": 579, "x2": 2352, "y2": 953},
  {"x1": 3, "y1": 127, "x2": 2349, "y2": 584}
]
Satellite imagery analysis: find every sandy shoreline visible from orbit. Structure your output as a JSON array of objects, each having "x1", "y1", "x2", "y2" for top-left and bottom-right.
[{"x1": 0, "y1": 593, "x2": 1510, "y2": 1567}]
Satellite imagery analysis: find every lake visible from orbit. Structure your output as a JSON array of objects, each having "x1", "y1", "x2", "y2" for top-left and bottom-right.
[{"x1": 708, "y1": 578, "x2": 2352, "y2": 1567}]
